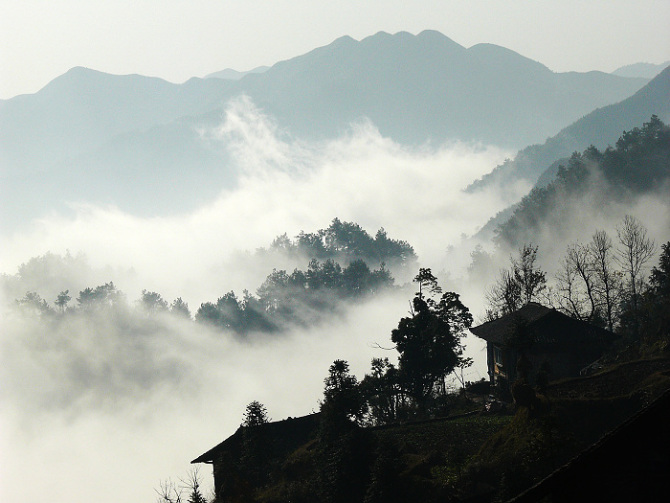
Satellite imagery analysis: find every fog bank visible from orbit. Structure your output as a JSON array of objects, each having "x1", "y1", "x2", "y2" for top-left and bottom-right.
[{"x1": 1, "y1": 99, "x2": 507, "y2": 503}]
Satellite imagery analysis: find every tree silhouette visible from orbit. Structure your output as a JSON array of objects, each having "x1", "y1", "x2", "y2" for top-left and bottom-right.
[
  {"x1": 54, "y1": 290, "x2": 71, "y2": 313},
  {"x1": 319, "y1": 361, "x2": 372, "y2": 503},
  {"x1": 413, "y1": 267, "x2": 441, "y2": 301},
  {"x1": 650, "y1": 242, "x2": 670, "y2": 297},
  {"x1": 242, "y1": 400, "x2": 269, "y2": 427},
  {"x1": 391, "y1": 276, "x2": 471, "y2": 413},
  {"x1": 488, "y1": 244, "x2": 546, "y2": 317},
  {"x1": 321, "y1": 360, "x2": 365, "y2": 438},
  {"x1": 16, "y1": 291, "x2": 52, "y2": 316},
  {"x1": 139, "y1": 289, "x2": 168, "y2": 314},
  {"x1": 170, "y1": 297, "x2": 191, "y2": 319},
  {"x1": 76, "y1": 282, "x2": 123, "y2": 310},
  {"x1": 360, "y1": 357, "x2": 400, "y2": 426}
]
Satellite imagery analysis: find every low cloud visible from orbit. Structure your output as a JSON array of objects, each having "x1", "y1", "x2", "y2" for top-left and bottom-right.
[
  {"x1": 2, "y1": 287, "x2": 491, "y2": 503},
  {"x1": 1, "y1": 96, "x2": 518, "y2": 503},
  {"x1": 1, "y1": 96, "x2": 517, "y2": 307}
]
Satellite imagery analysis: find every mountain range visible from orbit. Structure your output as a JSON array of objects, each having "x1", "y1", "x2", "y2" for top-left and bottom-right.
[{"x1": 0, "y1": 30, "x2": 657, "y2": 231}]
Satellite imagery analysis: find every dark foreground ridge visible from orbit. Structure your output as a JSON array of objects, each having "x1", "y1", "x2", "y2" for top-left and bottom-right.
[
  {"x1": 192, "y1": 356, "x2": 670, "y2": 503},
  {"x1": 508, "y1": 387, "x2": 670, "y2": 503}
]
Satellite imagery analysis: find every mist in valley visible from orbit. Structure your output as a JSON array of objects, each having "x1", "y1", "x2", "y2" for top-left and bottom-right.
[
  {"x1": 3, "y1": 86, "x2": 670, "y2": 502},
  {"x1": 1, "y1": 97, "x2": 519, "y2": 303},
  {"x1": 1, "y1": 96, "x2": 522, "y2": 503},
  {"x1": 2, "y1": 3, "x2": 669, "y2": 502}
]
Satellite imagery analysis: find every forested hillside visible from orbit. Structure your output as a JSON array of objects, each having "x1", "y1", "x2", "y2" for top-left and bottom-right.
[
  {"x1": 494, "y1": 116, "x2": 670, "y2": 248},
  {"x1": 469, "y1": 66, "x2": 670, "y2": 195},
  {"x1": 180, "y1": 244, "x2": 670, "y2": 503}
]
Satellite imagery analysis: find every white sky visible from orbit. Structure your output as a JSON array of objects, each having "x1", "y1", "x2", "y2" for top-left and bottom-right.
[{"x1": 1, "y1": 0, "x2": 669, "y2": 99}]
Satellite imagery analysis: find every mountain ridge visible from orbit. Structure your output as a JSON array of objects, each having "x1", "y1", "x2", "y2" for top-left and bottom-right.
[
  {"x1": 0, "y1": 30, "x2": 652, "y2": 231},
  {"x1": 468, "y1": 65, "x2": 670, "y2": 198},
  {"x1": 612, "y1": 61, "x2": 670, "y2": 79}
]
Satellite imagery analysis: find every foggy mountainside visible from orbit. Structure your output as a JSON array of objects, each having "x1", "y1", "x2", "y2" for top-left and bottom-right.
[
  {"x1": 490, "y1": 117, "x2": 670, "y2": 249},
  {"x1": 0, "y1": 30, "x2": 649, "y2": 230},
  {"x1": 2, "y1": 16, "x2": 670, "y2": 503},
  {"x1": 468, "y1": 65, "x2": 670, "y2": 196}
]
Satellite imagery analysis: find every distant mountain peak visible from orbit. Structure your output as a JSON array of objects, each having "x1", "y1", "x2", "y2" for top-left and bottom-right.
[
  {"x1": 330, "y1": 34, "x2": 356, "y2": 45},
  {"x1": 36, "y1": 66, "x2": 172, "y2": 98},
  {"x1": 204, "y1": 66, "x2": 269, "y2": 80},
  {"x1": 357, "y1": 29, "x2": 465, "y2": 49},
  {"x1": 417, "y1": 29, "x2": 462, "y2": 45},
  {"x1": 40, "y1": 66, "x2": 105, "y2": 94},
  {"x1": 61, "y1": 66, "x2": 102, "y2": 79},
  {"x1": 417, "y1": 29, "x2": 447, "y2": 37}
]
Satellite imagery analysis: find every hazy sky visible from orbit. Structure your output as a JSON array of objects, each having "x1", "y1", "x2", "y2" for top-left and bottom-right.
[{"x1": 2, "y1": 0, "x2": 669, "y2": 99}]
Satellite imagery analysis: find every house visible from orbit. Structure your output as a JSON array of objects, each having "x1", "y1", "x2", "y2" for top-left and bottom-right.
[
  {"x1": 470, "y1": 303, "x2": 615, "y2": 390},
  {"x1": 191, "y1": 413, "x2": 321, "y2": 501}
]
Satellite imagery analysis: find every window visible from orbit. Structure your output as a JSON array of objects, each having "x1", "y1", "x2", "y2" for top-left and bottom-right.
[{"x1": 493, "y1": 346, "x2": 504, "y2": 367}]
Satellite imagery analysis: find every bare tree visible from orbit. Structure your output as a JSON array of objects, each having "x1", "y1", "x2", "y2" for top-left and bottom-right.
[
  {"x1": 156, "y1": 479, "x2": 183, "y2": 503},
  {"x1": 572, "y1": 245, "x2": 598, "y2": 318},
  {"x1": 185, "y1": 468, "x2": 208, "y2": 503},
  {"x1": 616, "y1": 215, "x2": 655, "y2": 310},
  {"x1": 486, "y1": 269, "x2": 522, "y2": 317},
  {"x1": 564, "y1": 243, "x2": 599, "y2": 320},
  {"x1": 513, "y1": 244, "x2": 547, "y2": 304},
  {"x1": 590, "y1": 230, "x2": 622, "y2": 331},
  {"x1": 156, "y1": 469, "x2": 209, "y2": 503},
  {"x1": 555, "y1": 252, "x2": 588, "y2": 320},
  {"x1": 487, "y1": 244, "x2": 546, "y2": 318}
]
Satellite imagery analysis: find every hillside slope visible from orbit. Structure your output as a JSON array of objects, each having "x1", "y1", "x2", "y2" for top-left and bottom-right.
[
  {"x1": 468, "y1": 66, "x2": 670, "y2": 195},
  {"x1": 489, "y1": 116, "x2": 670, "y2": 248}
]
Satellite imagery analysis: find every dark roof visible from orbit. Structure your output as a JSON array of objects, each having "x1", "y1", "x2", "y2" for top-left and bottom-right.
[
  {"x1": 191, "y1": 428, "x2": 242, "y2": 464},
  {"x1": 191, "y1": 412, "x2": 321, "y2": 464},
  {"x1": 470, "y1": 303, "x2": 614, "y2": 347}
]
